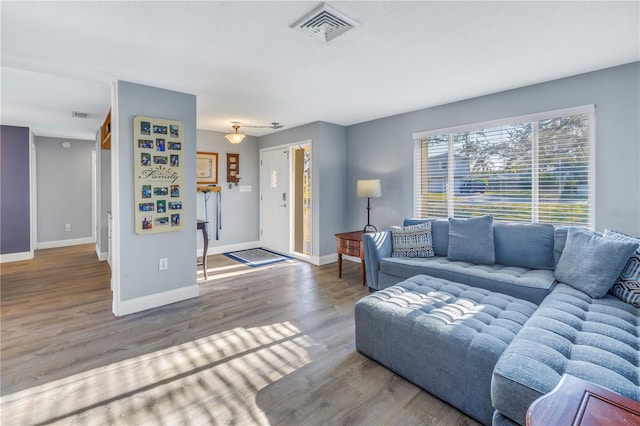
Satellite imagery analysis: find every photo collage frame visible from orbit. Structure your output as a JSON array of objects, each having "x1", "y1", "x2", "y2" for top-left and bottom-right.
[{"x1": 133, "y1": 116, "x2": 185, "y2": 234}]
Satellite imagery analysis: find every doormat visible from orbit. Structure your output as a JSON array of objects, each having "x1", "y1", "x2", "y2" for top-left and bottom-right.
[{"x1": 223, "y1": 248, "x2": 291, "y2": 267}]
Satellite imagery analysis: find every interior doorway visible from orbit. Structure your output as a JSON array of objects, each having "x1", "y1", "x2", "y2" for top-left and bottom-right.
[
  {"x1": 292, "y1": 144, "x2": 311, "y2": 257},
  {"x1": 260, "y1": 147, "x2": 290, "y2": 254},
  {"x1": 259, "y1": 141, "x2": 312, "y2": 259}
]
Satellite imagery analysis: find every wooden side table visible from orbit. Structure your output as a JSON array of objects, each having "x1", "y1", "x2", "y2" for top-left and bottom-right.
[
  {"x1": 335, "y1": 231, "x2": 366, "y2": 285},
  {"x1": 527, "y1": 374, "x2": 640, "y2": 426}
]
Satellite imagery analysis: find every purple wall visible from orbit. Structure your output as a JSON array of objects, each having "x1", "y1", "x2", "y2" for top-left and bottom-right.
[{"x1": 1, "y1": 125, "x2": 31, "y2": 254}]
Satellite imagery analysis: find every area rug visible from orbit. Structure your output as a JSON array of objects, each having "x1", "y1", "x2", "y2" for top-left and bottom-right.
[{"x1": 223, "y1": 248, "x2": 291, "y2": 267}]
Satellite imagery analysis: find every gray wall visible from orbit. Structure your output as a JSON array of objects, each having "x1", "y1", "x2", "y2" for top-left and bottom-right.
[
  {"x1": 196, "y1": 129, "x2": 259, "y2": 251},
  {"x1": 114, "y1": 81, "x2": 197, "y2": 302},
  {"x1": 34, "y1": 136, "x2": 94, "y2": 244},
  {"x1": 318, "y1": 122, "x2": 347, "y2": 256},
  {"x1": 0, "y1": 125, "x2": 31, "y2": 254},
  {"x1": 259, "y1": 121, "x2": 346, "y2": 258},
  {"x1": 346, "y1": 62, "x2": 640, "y2": 236}
]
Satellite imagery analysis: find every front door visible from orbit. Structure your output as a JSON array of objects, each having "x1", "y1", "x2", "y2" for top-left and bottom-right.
[{"x1": 260, "y1": 148, "x2": 290, "y2": 254}]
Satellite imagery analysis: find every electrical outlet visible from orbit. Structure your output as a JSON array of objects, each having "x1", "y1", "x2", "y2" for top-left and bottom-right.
[
  {"x1": 65, "y1": 223, "x2": 71, "y2": 232},
  {"x1": 159, "y1": 258, "x2": 168, "y2": 271}
]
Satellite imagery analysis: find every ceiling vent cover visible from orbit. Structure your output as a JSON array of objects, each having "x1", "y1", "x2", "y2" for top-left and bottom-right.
[
  {"x1": 72, "y1": 111, "x2": 89, "y2": 119},
  {"x1": 290, "y1": 3, "x2": 359, "y2": 43}
]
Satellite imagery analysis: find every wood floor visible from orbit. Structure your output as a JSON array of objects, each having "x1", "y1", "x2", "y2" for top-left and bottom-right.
[{"x1": 1, "y1": 244, "x2": 480, "y2": 426}]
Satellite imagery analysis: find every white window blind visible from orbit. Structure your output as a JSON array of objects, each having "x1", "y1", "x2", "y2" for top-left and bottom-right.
[{"x1": 414, "y1": 106, "x2": 595, "y2": 228}]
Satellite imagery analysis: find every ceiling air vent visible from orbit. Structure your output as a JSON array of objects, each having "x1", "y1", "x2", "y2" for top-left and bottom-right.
[
  {"x1": 72, "y1": 111, "x2": 89, "y2": 119},
  {"x1": 290, "y1": 3, "x2": 359, "y2": 43}
]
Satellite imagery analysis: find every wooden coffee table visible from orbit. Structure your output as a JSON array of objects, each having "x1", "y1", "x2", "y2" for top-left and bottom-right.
[{"x1": 527, "y1": 374, "x2": 640, "y2": 426}]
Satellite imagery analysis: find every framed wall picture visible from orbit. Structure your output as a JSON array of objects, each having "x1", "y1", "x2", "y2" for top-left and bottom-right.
[
  {"x1": 197, "y1": 151, "x2": 219, "y2": 185},
  {"x1": 134, "y1": 116, "x2": 185, "y2": 235},
  {"x1": 227, "y1": 153, "x2": 240, "y2": 184}
]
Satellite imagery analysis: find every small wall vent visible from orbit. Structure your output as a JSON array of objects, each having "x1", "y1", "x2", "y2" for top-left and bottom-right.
[
  {"x1": 290, "y1": 3, "x2": 359, "y2": 43},
  {"x1": 72, "y1": 111, "x2": 89, "y2": 119}
]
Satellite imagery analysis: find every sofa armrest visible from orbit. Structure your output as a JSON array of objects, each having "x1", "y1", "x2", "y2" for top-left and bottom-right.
[{"x1": 362, "y1": 231, "x2": 392, "y2": 290}]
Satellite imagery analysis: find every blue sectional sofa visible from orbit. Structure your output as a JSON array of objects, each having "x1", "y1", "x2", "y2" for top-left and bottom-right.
[
  {"x1": 362, "y1": 218, "x2": 562, "y2": 304},
  {"x1": 491, "y1": 283, "x2": 640, "y2": 425},
  {"x1": 356, "y1": 217, "x2": 640, "y2": 426}
]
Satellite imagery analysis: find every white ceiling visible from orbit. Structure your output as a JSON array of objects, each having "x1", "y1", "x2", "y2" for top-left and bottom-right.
[{"x1": 2, "y1": 1, "x2": 639, "y2": 140}]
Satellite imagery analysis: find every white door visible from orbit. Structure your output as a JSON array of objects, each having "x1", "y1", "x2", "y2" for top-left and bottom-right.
[{"x1": 260, "y1": 148, "x2": 290, "y2": 254}]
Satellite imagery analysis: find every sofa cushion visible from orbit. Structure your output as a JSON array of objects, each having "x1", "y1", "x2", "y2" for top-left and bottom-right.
[
  {"x1": 492, "y1": 283, "x2": 640, "y2": 426},
  {"x1": 379, "y1": 256, "x2": 555, "y2": 304},
  {"x1": 603, "y1": 229, "x2": 640, "y2": 307},
  {"x1": 494, "y1": 222, "x2": 555, "y2": 270},
  {"x1": 355, "y1": 275, "x2": 537, "y2": 425},
  {"x1": 390, "y1": 222, "x2": 434, "y2": 258},
  {"x1": 555, "y1": 228, "x2": 638, "y2": 298},
  {"x1": 362, "y1": 231, "x2": 393, "y2": 290},
  {"x1": 404, "y1": 218, "x2": 449, "y2": 256},
  {"x1": 553, "y1": 227, "x2": 569, "y2": 266},
  {"x1": 448, "y1": 215, "x2": 495, "y2": 265}
]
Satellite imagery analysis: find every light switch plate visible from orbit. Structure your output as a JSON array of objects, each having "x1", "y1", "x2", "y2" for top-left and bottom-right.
[
  {"x1": 239, "y1": 185, "x2": 252, "y2": 192},
  {"x1": 159, "y1": 258, "x2": 168, "y2": 270}
]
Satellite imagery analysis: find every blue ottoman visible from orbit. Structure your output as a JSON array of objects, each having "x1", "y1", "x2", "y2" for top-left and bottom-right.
[{"x1": 355, "y1": 275, "x2": 537, "y2": 425}]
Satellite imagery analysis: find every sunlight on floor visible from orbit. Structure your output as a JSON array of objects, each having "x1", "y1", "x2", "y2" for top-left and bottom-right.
[
  {"x1": 206, "y1": 263, "x2": 247, "y2": 273},
  {"x1": 1, "y1": 322, "x2": 313, "y2": 425},
  {"x1": 201, "y1": 260, "x2": 299, "y2": 281}
]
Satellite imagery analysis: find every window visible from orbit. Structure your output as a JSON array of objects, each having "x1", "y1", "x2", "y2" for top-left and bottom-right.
[{"x1": 413, "y1": 105, "x2": 594, "y2": 228}]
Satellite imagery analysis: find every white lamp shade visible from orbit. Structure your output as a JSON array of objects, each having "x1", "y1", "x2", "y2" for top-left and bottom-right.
[
  {"x1": 225, "y1": 133, "x2": 246, "y2": 144},
  {"x1": 356, "y1": 179, "x2": 382, "y2": 198}
]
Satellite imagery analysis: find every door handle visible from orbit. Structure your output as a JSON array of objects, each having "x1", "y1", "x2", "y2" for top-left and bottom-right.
[{"x1": 280, "y1": 203, "x2": 287, "y2": 208}]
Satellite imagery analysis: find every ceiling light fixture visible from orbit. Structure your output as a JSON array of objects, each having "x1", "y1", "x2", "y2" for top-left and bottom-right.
[
  {"x1": 224, "y1": 122, "x2": 284, "y2": 144},
  {"x1": 225, "y1": 124, "x2": 246, "y2": 144}
]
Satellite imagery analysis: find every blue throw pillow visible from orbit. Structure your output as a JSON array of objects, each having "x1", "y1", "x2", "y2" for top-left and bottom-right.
[
  {"x1": 447, "y1": 215, "x2": 495, "y2": 265},
  {"x1": 391, "y1": 222, "x2": 434, "y2": 258},
  {"x1": 603, "y1": 229, "x2": 640, "y2": 307},
  {"x1": 555, "y1": 228, "x2": 639, "y2": 298},
  {"x1": 494, "y1": 222, "x2": 555, "y2": 270}
]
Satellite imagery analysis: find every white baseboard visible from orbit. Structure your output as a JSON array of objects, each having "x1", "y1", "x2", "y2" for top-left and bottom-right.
[
  {"x1": 0, "y1": 251, "x2": 34, "y2": 263},
  {"x1": 113, "y1": 285, "x2": 199, "y2": 317},
  {"x1": 95, "y1": 244, "x2": 108, "y2": 261},
  {"x1": 313, "y1": 253, "x2": 338, "y2": 266},
  {"x1": 197, "y1": 240, "x2": 260, "y2": 257},
  {"x1": 288, "y1": 251, "x2": 312, "y2": 264},
  {"x1": 37, "y1": 237, "x2": 95, "y2": 250}
]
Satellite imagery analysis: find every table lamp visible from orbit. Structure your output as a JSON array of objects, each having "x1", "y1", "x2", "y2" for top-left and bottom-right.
[{"x1": 356, "y1": 179, "x2": 382, "y2": 233}]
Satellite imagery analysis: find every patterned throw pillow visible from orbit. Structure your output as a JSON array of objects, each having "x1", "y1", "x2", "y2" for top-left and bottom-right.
[
  {"x1": 391, "y1": 222, "x2": 434, "y2": 258},
  {"x1": 603, "y1": 229, "x2": 640, "y2": 307}
]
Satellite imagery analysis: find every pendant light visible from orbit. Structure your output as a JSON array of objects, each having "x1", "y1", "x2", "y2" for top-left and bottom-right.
[{"x1": 225, "y1": 124, "x2": 246, "y2": 144}]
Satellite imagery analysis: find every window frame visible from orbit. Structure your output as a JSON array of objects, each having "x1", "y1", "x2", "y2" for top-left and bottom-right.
[{"x1": 413, "y1": 105, "x2": 596, "y2": 229}]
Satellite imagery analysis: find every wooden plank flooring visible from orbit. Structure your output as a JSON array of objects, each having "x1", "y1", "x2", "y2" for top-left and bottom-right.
[{"x1": 1, "y1": 244, "x2": 480, "y2": 426}]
